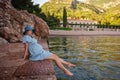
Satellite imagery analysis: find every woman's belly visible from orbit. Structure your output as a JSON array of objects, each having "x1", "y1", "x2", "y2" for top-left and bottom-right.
[{"x1": 28, "y1": 43, "x2": 44, "y2": 55}]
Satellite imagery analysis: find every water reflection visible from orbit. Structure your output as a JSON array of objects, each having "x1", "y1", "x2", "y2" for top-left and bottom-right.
[{"x1": 48, "y1": 36, "x2": 120, "y2": 80}]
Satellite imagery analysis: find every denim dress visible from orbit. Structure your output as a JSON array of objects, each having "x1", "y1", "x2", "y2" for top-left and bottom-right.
[{"x1": 22, "y1": 35, "x2": 52, "y2": 61}]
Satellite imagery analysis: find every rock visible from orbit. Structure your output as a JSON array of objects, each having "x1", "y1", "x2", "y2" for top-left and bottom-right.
[
  {"x1": 13, "y1": 60, "x2": 56, "y2": 80},
  {"x1": 0, "y1": 37, "x2": 9, "y2": 44},
  {"x1": 0, "y1": 40, "x2": 56, "y2": 80},
  {"x1": 0, "y1": 0, "x2": 49, "y2": 43}
]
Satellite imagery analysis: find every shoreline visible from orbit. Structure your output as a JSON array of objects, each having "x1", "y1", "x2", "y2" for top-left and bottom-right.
[
  {"x1": 49, "y1": 30, "x2": 120, "y2": 36},
  {"x1": 0, "y1": 39, "x2": 56, "y2": 80}
]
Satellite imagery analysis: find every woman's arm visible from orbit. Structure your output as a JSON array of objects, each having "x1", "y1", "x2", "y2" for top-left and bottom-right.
[{"x1": 23, "y1": 42, "x2": 29, "y2": 60}]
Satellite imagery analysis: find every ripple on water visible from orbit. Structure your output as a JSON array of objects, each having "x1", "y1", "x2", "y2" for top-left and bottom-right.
[{"x1": 49, "y1": 36, "x2": 120, "y2": 80}]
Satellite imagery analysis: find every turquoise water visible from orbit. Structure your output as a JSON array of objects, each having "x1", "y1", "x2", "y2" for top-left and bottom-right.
[{"x1": 48, "y1": 36, "x2": 120, "y2": 80}]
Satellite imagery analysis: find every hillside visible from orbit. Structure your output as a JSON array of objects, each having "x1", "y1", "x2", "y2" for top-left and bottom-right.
[
  {"x1": 85, "y1": 0, "x2": 120, "y2": 9},
  {"x1": 41, "y1": 0, "x2": 120, "y2": 25},
  {"x1": 107, "y1": 4, "x2": 120, "y2": 14},
  {"x1": 41, "y1": 0, "x2": 105, "y2": 19},
  {"x1": 71, "y1": 1, "x2": 105, "y2": 13}
]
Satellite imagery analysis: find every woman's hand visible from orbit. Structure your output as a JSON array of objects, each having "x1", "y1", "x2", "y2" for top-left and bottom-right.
[
  {"x1": 23, "y1": 42, "x2": 29, "y2": 59},
  {"x1": 17, "y1": 58, "x2": 25, "y2": 62},
  {"x1": 17, "y1": 58, "x2": 29, "y2": 62},
  {"x1": 23, "y1": 52, "x2": 29, "y2": 59}
]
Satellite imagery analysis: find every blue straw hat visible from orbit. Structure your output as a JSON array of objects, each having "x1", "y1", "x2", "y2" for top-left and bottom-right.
[{"x1": 23, "y1": 25, "x2": 35, "y2": 35}]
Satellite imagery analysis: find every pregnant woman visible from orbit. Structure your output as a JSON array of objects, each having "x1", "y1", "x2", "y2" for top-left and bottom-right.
[{"x1": 21, "y1": 25, "x2": 75, "y2": 76}]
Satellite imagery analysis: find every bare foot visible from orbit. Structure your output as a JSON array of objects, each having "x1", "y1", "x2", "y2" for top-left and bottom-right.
[
  {"x1": 64, "y1": 70, "x2": 73, "y2": 76},
  {"x1": 67, "y1": 62, "x2": 76, "y2": 67}
]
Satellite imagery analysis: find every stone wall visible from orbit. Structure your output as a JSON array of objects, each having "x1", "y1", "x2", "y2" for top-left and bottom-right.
[{"x1": 0, "y1": 0, "x2": 49, "y2": 43}]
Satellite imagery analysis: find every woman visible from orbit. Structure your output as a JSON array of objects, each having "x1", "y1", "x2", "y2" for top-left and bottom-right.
[{"x1": 20, "y1": 25, "x2": 75, "y2": 76}]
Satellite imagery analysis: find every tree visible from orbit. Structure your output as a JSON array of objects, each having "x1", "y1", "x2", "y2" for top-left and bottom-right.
[
  {"x1": 63, "y1": 7, "x2": 67, "y2": 27},
  {"x1": 11, "y1": 0, "x2": 60, "y2": 28},
  {"x1": 11, "y1": 0, "x2": 41, "y2": 15}
]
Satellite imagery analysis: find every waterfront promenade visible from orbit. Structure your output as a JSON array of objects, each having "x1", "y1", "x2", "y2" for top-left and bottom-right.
[{"x1": 50, "y1": 30, "x2": 120, "y2": 36}]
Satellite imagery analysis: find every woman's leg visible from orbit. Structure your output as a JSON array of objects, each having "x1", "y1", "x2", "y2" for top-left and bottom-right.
[
  {"x1": 59, "y1": 58, "x2": 76, "y2": 67},
  {"x1": 45, "y1": 54, "x2": 73, "y2": 76},
  {"x1": 51, "y1": 52, "x2": 76, "y2": 67}
]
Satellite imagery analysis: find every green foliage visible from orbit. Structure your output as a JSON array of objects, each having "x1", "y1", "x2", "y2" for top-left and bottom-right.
[
  {"x1": 11, "y1": 0, "x2": 60, "y2": 29},
  {"x1": 11, "y1": 0, "x2": 41, "y2": 14},
  {"x1": 46, "y1": 12, "x2": 60, "y2": 27},
  {"x1": 41, "y1": 0, "x2": 120, "y2": 25},
  {"x1": 11, "y1": 0, "x2": 120, "y2": 28},
  {"x1": 63, "y1": 7, "x2": 67, "y2": 27}
]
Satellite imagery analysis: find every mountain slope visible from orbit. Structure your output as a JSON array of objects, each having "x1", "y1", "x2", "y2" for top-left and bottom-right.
[
  {"x1": 41, "y1": 0, "x2": 106, "y2": 19},
  {"x1": 41, "y1": 0, "x2": 120, "y2": 25},
  {"x1": 71, "y1": 0, "x2": 105, "y2": 14},
  {"x1": 85, "y1": 0, "x2": 120, "y2": 9}
]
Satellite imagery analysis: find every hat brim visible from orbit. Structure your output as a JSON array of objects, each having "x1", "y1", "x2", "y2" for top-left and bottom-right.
[{"x1": 23, "y1": 29, "x2": 35, "y2": 35}]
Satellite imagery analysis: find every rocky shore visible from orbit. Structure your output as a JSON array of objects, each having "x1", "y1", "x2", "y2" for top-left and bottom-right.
[
  {"x1": 0, "y1": 39, "x2": 56, "y2": 80},
  {"x1": 0, "y1": 0, "x2": 56, "y2": 80}
]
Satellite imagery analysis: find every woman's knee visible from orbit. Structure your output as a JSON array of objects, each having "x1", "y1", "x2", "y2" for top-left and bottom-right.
[
  {"x1": 51, "y1": 53, "x2": 57, "y2": 57},
  {"x1": 46, "y1": 54, "x2": 57, "y2": 60},
  {"x1": 50, "y1": 53, "x2": 59, "y2": 60}
]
